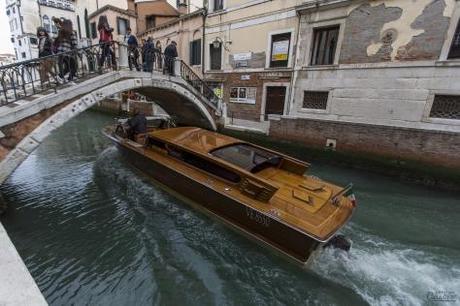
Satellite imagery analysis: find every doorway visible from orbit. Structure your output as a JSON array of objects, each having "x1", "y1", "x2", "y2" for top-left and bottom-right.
[{"x1": 264, "y1": 86, "x2": 287, "y2": 120}]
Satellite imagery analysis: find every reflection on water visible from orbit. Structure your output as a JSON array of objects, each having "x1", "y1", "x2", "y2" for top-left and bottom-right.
[{"x1": 1, "y1": 111, "x2": 459, "y2": 306}]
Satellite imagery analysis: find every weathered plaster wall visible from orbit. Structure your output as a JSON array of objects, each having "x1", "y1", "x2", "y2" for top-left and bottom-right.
[{"x1": 340, "y1": 0, "x2": 453, "y2": 64}]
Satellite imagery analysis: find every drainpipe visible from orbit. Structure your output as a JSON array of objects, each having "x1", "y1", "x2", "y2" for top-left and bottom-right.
[
  {"x1": 287, "y1": 9, "x2": 303, "y2": 117},
  {"x1": 202, "y1": 7, "x2": 207, "y2": 76}
]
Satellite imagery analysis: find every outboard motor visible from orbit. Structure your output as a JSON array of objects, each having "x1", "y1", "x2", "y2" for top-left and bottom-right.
[{"x1": 324, "y1": 234, "x2": 351, "y2": 252}]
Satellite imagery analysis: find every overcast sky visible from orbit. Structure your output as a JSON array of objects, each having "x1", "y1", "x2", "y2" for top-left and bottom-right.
[{"x1": 0, "y1": 0, "x2": 203, "y2": 54}]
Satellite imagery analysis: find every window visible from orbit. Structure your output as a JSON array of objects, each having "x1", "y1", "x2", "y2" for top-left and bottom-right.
[
  {"x1": 146, "y1": 15, "x2": 156, "y2": 29},
  {"x1": 210, "y1": 42, "x2": 222, "y2": 70},
  {"x1": 12, "y1": 7, "x2": 15, "y2": 13},
  {"x1": 211, "y1": 144, "x2": 281, "y2": 173},
  {"x1": 21, "y1": 52, "x2": 26, "y2": 58},
  {"x1": 303, "y1": 91, "x2": 328, "y2": 110},
  {"x1": 429, "y1": 95, "x2": 460, "y2": 120},
  {"x1": 311, "y1": 25, "x2": 339, "y2": 66},
  {"x1": 91, "y1": 22, "x2": 97, "y2": 39},
  {"x1": 189, "y1": 39, "x2": 201, "y2": 66},
  {"x1": 84, "y1": 9, "x2": 90, "y2": 38},
  {"x1": 6, "y1": 9, "x2": 9, "y2": 16},
  {"x1": 117, "y1": 17, "x2": 129, "y2": 35},
  {"x1": 30, "y1": 37, "x2": 38, "y2": 45},
  {"x1": 18, "y1": 39, "x2": 21, "y2": 46},
  {"x1": 213, "y1": 0, "x2": 224, "y2": 11},
  {"x1": 269, "y1": 32, "x2": 291, "y2": 68},
  {"x1": 43, "y1": 15, "x2": 51, "y2": 33},
  {"x1": 448, "y1": 20, "x2": 460, "y2": 59},
  {"x1": 168, "y1": 146, "x2": 241, "y2": 183},
  {"x1": 51, "y1": 16, "x2": 58, "y2": 34},
  {"x1": 10, "y1": 37, "x2": 14, "y2": 43},
  {"x1": 230, "y1": 87, "x2": 256, "y2": 104}
]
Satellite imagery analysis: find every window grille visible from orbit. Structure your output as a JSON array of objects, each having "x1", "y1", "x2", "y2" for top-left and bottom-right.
[
  {"x1": 430, "y1": 95, "x2": 460, "y2": 120},
  {"x1": 303, "y1": 91, "x2": 328, "y2": 109}
]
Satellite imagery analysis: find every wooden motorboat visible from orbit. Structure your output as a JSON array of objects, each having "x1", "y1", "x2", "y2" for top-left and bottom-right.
[{"x1": 103, "y1": 118, "x2": 356, "y2": 264}]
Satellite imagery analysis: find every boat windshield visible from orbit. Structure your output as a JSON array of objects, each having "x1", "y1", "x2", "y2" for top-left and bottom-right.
[{"x1": 211, "y1": 144, "x2": 282, "y2": 173}]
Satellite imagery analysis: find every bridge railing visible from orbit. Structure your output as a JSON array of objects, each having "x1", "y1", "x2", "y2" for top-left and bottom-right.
[
  {"x1": 0, "y1": 42, "x2": 116, "y2": 105},
  {"x1": 178, "y1": 60, "x2": 220, "y2": 108},
  {"x1": 0, "y1": 42, "x2": 220, "y2": 109}
]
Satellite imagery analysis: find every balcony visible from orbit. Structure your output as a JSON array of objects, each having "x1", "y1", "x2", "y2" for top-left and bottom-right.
[{"x1": 38, "y1": 0, "x2": 75, "y2": 11}]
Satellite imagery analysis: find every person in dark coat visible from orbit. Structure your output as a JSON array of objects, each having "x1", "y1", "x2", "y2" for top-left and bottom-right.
[
  {"x1": 37, "y1": 26, "x2": 55, "y2": 84},
  {"x1": 127, "y1": 107, "x2": 147, "y2": 142},
  {"x1": 143, "y1": 37, "x2": 155, "y2": 72},
  {"x1": 164, "y1": 41, "x2": 178, "y2": 75}
]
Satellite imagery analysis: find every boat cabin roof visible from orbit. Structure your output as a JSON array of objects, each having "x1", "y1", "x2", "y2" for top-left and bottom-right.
[{"x1": 149, "y1": 127, "x2": 241, "y2": 154}]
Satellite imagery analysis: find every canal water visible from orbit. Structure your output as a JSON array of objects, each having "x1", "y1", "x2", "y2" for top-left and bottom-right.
[{"x1": 1, "y1": 111, "x2": 459, "y2": 306}]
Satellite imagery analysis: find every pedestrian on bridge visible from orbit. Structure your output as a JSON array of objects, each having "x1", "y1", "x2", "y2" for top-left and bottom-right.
[
  {"x1": 164, "y1": 41, "x2": 178, "y2": 76},
  {"x1": 37, "y1": 27, "x2": 55, "y2": 86},
  {"x1": 143, "y1": 37, "x2": 155, "y2": 72},
  {"x1": 124, "y1": 27, "x2": 140, "y2": 71},
  {"x1": 53, "y1": 18, "x2": 78, "y2": 83},
  {"x1": 97, "y1": 16, "x2": 117, "y2": 72}
]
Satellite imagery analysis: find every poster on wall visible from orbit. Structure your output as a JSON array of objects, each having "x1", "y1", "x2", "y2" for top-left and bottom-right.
[{"x1": 271, "y1": 40, "x2": 289, "y2": 61}]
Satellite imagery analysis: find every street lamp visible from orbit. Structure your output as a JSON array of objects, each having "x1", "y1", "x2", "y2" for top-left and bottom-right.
[{"x1": 212, "y1": 37, "x2": 223, "y2": 49}]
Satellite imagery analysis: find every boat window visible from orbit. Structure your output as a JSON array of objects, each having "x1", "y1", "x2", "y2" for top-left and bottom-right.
[
  {"x1": 211, "y1": 144, "x2": 282, "y2": 173},
  {"x1": 148, "y1": 137, "x2": 166, "y2": 149},
  {"x1": 147, "y1": 118, "x2": 167, "y2": 129},
  {"x1": 167, "y1": 146, "x2": 241, "y2": 183}
]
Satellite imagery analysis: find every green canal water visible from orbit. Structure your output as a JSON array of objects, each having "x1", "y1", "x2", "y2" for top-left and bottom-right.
[{"x1": 1, "y1": 111, "x2": 459, "y2": 306}]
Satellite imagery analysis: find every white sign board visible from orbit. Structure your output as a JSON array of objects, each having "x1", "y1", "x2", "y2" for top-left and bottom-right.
[{"x1": 233, "y1": 52, "x2": 252, "y2": 61}]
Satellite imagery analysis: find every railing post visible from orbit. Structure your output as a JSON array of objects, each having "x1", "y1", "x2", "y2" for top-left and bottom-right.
[
  {"x1": 118, "y1": 42, "x2": 129, "y2": 70},
  {"x1": 174, "y1": 58, "x2": 181, "y2": 77}
]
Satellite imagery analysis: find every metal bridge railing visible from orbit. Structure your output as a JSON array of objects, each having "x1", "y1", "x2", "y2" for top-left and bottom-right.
[
  {"x1": 0, "y1": 42, "x2": 115, "y2": 105},
  {"x1": 0, "y1": 42, "x2": 220, "y2": 109}
]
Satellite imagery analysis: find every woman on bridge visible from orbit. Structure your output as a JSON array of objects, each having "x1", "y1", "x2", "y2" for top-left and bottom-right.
[
  {"x1": 97, "y1": 16, "x2": 117, "y2": 72},
  {"x1": 37, "y1": 27, "x2": 55, "y2": 86}
]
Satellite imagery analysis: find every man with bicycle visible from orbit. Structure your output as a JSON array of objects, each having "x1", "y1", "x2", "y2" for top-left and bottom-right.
[{"x1": 124, "y1": 27, "x2": 140, "y2": 71}]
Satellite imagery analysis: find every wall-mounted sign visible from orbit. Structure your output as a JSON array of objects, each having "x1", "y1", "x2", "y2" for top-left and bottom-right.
[
  {"x1": 235, "y1": 61, "x2": 248, "y2": 68},
  {"x1": 271, "y1": 40, "x2": 289, "y2": 61},
  {"x1": 233, "y1": 52, "x2": 252, "y2": 61},
  {"x1": 241, "y1": 74, "x2": 251, "y2": 80}
]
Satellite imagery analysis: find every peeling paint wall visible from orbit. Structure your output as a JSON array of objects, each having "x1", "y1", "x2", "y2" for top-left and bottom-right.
[{"x1": 340, "y1": 0, "x2": 454, "y2": 64}]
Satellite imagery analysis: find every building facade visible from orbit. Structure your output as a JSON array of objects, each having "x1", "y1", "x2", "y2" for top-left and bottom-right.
[
  {"x1": 200, "y1": 0, "x2": 460, "y2": 171},
  {"x1": 277, "y1": 0, "x2": 460, "y2": 170},
  {"x1": 204, "y1": 0, "x2": 304, "y2": 131}
]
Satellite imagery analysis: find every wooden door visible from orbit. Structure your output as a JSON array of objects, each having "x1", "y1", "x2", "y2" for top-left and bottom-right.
[{"x1": 265, "y1": 86, "x2": 286, "y2": 119}]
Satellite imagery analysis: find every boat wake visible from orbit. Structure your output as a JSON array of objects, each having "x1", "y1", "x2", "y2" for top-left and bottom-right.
[
  {"x1": 94, "y1": 147, "x2": 460, "y2": 306},
  {"x1": 310, "y1": 223, "x2": 460, "y2": 306}
]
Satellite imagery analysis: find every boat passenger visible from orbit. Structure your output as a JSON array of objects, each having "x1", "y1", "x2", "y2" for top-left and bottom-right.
[{"x1": 127, "y1": 107, "x2": 147, "y2": 142}]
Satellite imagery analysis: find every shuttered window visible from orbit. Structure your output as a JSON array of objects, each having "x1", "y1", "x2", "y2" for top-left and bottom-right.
[
  {"x1": 311, "y1": 26, "x2": 339, "y2": 66},
  {"x1": 189, "y1": 39, "x2": 201, "y2": 66}
]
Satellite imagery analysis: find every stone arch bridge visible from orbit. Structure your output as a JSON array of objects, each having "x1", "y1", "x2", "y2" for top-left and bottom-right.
[{"x1": 0, "y1": 57, "x2": 221, "y2": 184}]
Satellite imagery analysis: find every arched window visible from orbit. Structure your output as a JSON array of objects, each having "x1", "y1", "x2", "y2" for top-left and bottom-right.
[
  {"x1": 43, "y1": 15, "x2": 51, "y2": 33},
  {"x1": 84, "y1": 9, "x2": 90, "y2": 38}
]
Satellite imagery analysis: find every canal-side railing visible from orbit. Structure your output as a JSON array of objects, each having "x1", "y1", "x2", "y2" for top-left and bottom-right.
[{"x1": 0, "y1": 42, "x2": 220, "y2": 109}]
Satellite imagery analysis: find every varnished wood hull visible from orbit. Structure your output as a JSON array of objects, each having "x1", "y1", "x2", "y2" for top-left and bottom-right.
[{"x1": 114, "y1": 141, "x2": 322, "y2": 264}]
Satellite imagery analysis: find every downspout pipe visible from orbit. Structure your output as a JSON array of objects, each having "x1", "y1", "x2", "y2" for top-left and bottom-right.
[{"x1": 202, "y1": 7, "x2": 207, "y2": 76}]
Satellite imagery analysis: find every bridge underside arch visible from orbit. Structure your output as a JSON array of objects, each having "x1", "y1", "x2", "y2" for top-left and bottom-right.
[{"x1": 135, "y1": 86, "x2": 216, "y2": 129}]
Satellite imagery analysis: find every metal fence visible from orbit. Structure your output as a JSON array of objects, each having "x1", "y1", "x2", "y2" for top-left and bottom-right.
[{"x1": 0, "y1": 42, "x2": 220, "y2": 108}]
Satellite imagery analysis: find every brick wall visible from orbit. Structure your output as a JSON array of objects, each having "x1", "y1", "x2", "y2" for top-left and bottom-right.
[
  {"x1": 269, "y1": 117, "x2": 460, "y2": 170},
  {"x1": 208, "y1": 72, "x2": 291, "y2": 122}
]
